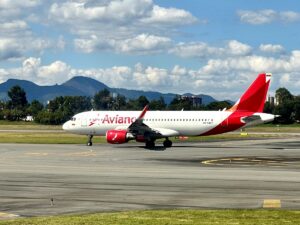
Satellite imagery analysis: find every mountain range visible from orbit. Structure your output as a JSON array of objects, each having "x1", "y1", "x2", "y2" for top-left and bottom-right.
[{"x1": 0, "y1": 76, "x2": 218, "y2": 105}]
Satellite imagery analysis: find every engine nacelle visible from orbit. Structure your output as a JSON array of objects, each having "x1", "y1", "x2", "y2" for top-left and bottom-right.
[{"x1": 106, "y1": 130, "x2": 134, "y2": 144}]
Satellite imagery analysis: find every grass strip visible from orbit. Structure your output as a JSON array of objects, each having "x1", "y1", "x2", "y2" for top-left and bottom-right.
[
  {"x1": 0, "y1": 132, "x2": 278, "y2": 144},
  {"x1": 1, "y1": 209, "x2": 299, "y2": 225}
]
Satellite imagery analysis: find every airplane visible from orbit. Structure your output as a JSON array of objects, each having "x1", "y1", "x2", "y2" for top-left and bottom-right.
[{"x1": 63, "y1": 73, "x2": 275, "y2": 148}]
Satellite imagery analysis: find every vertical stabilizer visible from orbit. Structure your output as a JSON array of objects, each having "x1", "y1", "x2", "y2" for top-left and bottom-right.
[{"x1": 228, "y1": 73, "x2": 271, "y2": 113}]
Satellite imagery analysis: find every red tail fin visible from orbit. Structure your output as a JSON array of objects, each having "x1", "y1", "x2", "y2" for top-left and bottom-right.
[{"x1": 228, "y1": 73, "x2": 271, "y2": 113}]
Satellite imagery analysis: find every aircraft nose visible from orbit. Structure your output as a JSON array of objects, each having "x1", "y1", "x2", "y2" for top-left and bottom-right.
[{"x1": 62, "y1": 121, "x2": 70, "y2": 131}]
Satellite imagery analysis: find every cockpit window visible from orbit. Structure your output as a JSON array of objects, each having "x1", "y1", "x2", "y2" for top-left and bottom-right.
[{"x1": 71, "y1": 117, "x2": 76, "y2": 121}]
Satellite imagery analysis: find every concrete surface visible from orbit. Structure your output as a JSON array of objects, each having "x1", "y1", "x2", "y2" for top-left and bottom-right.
[{"x1": 0, "y1": 137, "x2": 299, "y2": 217}]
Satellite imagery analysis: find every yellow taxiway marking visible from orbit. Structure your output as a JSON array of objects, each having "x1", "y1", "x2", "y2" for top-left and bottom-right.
[
  {"x1": 25, "y1": 152, "x2": 49, "y2": 156},
  {"x1": 64, "y1": 151, "x2": 97, "y2": 157},
  {"x1": 25, "y1": 151, "x2": 97, "y2": 157},
  {"x1": 263, "y1": 199, "x2": 281, "y2": 208},
  {"x1": 0, "y1": 212, "x2": 19, "y2": 218},
  {"x1": 202, "y1": 158, "x2": 246, "y2": 165}
]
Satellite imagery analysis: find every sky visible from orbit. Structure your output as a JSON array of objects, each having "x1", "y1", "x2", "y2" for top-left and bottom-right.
[{"x1": 1, "y1": 0, "x2": 300, "y2": 101}]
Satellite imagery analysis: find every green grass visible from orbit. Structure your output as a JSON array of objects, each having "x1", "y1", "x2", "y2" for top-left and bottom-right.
[
  {"x1": 0, "y1": 132, "x2": 279, "y2": 144},
  {"x1": 0, "y1": 120, "x2": 61, "y2": 130},
  {"x1": 0, "y1": 132, "x2": 106, "y2": 144},
  {"x1": 0, "y1": 120, "x2": 298, "y2": 144},
  {"x1": 1, "y1": 209, "x2": 299, "y2": 225}
]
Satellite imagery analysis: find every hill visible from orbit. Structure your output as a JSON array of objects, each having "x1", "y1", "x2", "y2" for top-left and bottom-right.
[{"x1": 0, "y1": 76, "x2": 218, "y2": 104}]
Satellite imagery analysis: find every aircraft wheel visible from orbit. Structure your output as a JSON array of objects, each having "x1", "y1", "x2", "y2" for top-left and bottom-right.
[
  {"x1": 87, "y1": 135, "x2": 93, "y2": 146},
  {"x1": 145, "y1": 141, "x2": 155, "y2": 148},
  {"x1": 163, "y1": 139, "x2": 172, "y2": 148}
]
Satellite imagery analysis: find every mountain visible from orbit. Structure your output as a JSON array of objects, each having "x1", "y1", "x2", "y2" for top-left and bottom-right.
[{"x1": 0, "y1": 76, "x2": 218, "y2": 104}]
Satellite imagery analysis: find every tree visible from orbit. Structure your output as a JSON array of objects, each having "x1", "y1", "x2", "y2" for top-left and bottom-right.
[
  {"x1": 264, "y1": 101, "x2": 275, "y2": 114},
  {"x1": 275, "y1": 88, "x2": 293, "y2": 105},
  {"x1": 93, "y1": 89, "x2": 112, "y2": 110},
  {"x1": 274, "y1": 88, "x2": 294, "y2": 124},
  {"x1": 168, "y1": 96, "x2": 192, "y2": 110},
  {"x1": 111, "y1": 94, "x2": 127, "y2": 110},
  {"x1": 206, "y1": 101, "x2": 232, "y2": 110},
  {"x1": 136, "y1": 96, "x2": 149, "y2": 109},
  {"x1": 149, "y1": 97, "x2": 166, "y2": 110},
  {"x1": 27, "y1": 100, "x2": 44, "y2": 117},
  {"x1": 7, "y1": 85, "x2": 28, "y2": 110},
  {"x1": 6, "y1": 85, "x2": 28, "y2": 120},
  {"x1": 293, "y1": 96, "x2": 300, "y2": 122}
]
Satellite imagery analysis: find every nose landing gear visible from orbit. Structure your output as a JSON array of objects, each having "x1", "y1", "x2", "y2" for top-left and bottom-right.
[{"x1": 87, "y1": 135, "x2": 93, "y2": 146}]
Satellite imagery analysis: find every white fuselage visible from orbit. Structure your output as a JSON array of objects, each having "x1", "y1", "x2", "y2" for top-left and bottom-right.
[{"x1": 63, "y1": 110, "x2": 274, "y2": 137}]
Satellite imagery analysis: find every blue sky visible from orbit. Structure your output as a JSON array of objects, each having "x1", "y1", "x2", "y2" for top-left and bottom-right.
[{"x1": 1, "y1": 0, "x2": 300, "y2": 100}]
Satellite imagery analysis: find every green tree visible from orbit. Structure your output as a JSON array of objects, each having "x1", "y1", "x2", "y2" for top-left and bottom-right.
[
  {"x1": 27, "y1": 100, "x2": 44, "y2": 117},
  {"x1": 206, "y1": 101, "x2": 232, "y2": 110},
  {"x1": 93, "y1": 89, "x2": 112, "y2": 110},
  {"x1": 264, "y1": 101, "x2": 275, "y2": 114},
  {"x1": 293, "y1": 96, "x2": 300, "y2": 122},
  {"x1": 6, "y1": 85, "x2": 28, "y2": 120},
  {"x1": 275, "y1": 88, "x2": 293, "y2": 105},
  {"x1": 274, "y1": 88, "x2": 295, "y2": 124},
  {"x1": 7, "y1": 85, "x2": 28, "y2": 110},
  {"x1": 168, "y1": 96, "x2": 192, "y2": 110},
  {"x1": 35, "y1": 96, "x2": 92, "y2": 125},
  {"x1": 136, "y1": 96, "x2": 149, "y2": 109},
  {"x1": 149, "y1": 97, "x2": 166, "y2": 110},
  {"x1": 111, "y1": 94, "x2": 127, "y2": 110}
]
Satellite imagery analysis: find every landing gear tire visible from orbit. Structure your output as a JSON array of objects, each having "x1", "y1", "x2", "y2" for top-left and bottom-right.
[
  {"x1": 87, "y1": 135, "x2": 93, "y2": 146},
  {"x1": 145, "y1": 141, "x2": 155, "y2": 148},
  {"x1": 163, "y1": 139, "x2": 172, "y2": 148}
]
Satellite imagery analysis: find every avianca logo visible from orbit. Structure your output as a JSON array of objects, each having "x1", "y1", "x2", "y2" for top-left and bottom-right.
[
  {"x1": 89, "y1": 115, "x2": 136, "y2": 126},
  {"x1": 102, "y1": 115, "x2": 136, "y2": 124}
]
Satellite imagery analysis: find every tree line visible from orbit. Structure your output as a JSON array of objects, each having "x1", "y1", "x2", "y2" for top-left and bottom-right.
[{"x1": 0, "y1": 85, "x2": 299, "y2": 125}]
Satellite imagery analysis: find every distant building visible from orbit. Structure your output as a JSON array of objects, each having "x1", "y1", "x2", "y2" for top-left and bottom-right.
[
  {"x1": 179, "y1": 95, "x2": 202, "y2": 107},
  {"x1": 267, "y1": 95, "x2": 275, "y2": 105},
  {"x1": 267, "y1": 95, "x2": 278, "y2": 106}
]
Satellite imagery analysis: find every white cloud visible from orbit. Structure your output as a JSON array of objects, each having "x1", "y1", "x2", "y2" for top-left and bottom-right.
[
  {"x1": 75, "y1": 33, "x2": 172, "y2": 54},
  {"x1": 280, "y1": 11, "x2": 300, "y2": 22},
  {"x1": 0, "y1": 1, "x2": 53, "y2": 61},
  {"x1": 227, "y1": 40, "x2": 252, "y2": 56},
  {"x1": 0, "y1": 20, "x2": 28, "y2": 33},
  {"x1": 238, "y1": 9, "x2": 300, "y2": 25},
  {"x1": 170, "y1": 40, "x2": 251, "y2": 58},
  {"x1": 259, "y1": 44, "x2": 284, "y2": 53},
  {"x1": 141, "y1": 5, "x2": 198, "y2": 25},
  {"x1": 0, "y1": 0, "x2": 41, "y2": 9},
  {"x1": 49, "y1": 0, "x2": 153, "y2": 23},
  {"x1": 0, "y1": 38, "x2": 24, "y2": 60},
  {"x1": 49, "y1": 0, "x2": 198, "y2": 54},
  {"x1": 3, "y1": 49, "x2": 300, "y2": 101},
  {"x1": 116, "y1": 34, "x2": 172, "y2": 54},
  {"x1": 238, "y1": 9, "x2": 276, "y2": 25}
]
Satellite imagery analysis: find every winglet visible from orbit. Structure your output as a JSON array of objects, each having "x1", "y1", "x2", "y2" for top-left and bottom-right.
[{"x1": 137, "y1": 105, "x2": 149, "y2": 120}]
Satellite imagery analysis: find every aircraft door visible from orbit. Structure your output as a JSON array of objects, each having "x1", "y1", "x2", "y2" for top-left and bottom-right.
[{"x1": 81, "y1": 118, "x2": 87, "y2": 127}]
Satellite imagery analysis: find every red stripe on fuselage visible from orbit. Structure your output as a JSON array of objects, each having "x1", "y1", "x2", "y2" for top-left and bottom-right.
[{"x1": 200, "y1": 111, "x2": 254, "y2": 136}]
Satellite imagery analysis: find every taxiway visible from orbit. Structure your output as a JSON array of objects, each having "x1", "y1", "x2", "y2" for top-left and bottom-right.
[{"x1": 0, "y1": 137, "x2": 299, "y2": 217}]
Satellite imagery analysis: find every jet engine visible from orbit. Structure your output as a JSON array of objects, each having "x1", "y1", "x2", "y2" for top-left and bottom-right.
[{"x1": 106, "y1": 130, "x2": 134, "y2": 144}]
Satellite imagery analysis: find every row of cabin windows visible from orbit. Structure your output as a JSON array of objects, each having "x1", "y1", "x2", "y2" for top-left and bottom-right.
[
  {"x1": 144, "y1": 118, "x2": 213, "y2": 122},
  {"x1": 74, "y1": 118, "x2": 213, "y2": 122}
]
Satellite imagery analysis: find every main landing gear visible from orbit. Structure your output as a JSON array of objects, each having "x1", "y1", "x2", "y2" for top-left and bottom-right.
[
  {"x1": 163, "y1": 138, "x2": 172, "y2": 148},
  {"x1": 145, "y1": 140, "x2": 155, "y2": 148},
  {"x1": 145, "y1": 138, "x2": 173, "y2": 148},
  {"x1": 87, "y1": 135, "x2": 93, "y2": 146}
]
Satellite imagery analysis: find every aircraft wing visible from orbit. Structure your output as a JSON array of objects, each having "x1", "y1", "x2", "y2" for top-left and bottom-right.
[{"x1": 127, "y1": 105, "x2": 171, "y2": 139}]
